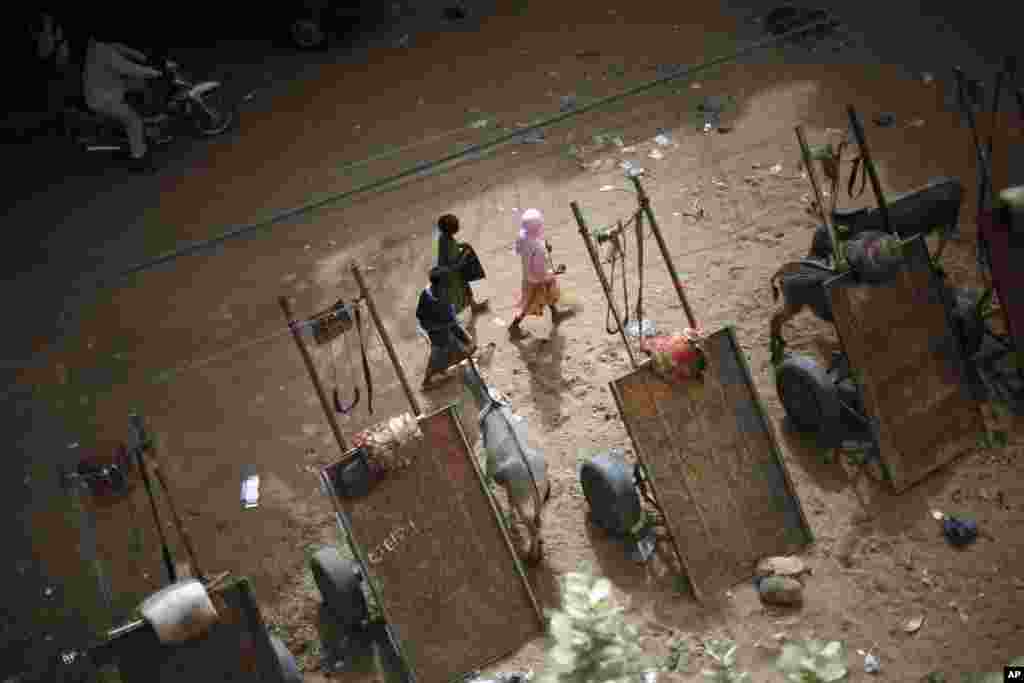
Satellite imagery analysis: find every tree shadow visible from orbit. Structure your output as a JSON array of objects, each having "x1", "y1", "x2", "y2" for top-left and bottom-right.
[{"x1": 510, "y1": 326, "x2": 568, "y2": 431}]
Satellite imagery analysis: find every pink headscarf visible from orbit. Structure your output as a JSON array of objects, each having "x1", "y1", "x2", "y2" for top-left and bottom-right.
[
  {"x1": 516, "y1": 208, "x2": 545, "y2": 251},
  {"x1": 515, "y1": 209, "x2": 549, "y2": 283}
]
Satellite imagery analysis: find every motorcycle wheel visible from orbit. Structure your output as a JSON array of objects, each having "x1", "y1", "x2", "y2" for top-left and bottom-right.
[
  {"x1": 290, "y1": 17, "x2": 329, "y2": 50},
  {"x1": 189, "y1": 94, "x2": 235, "y2": 137}
]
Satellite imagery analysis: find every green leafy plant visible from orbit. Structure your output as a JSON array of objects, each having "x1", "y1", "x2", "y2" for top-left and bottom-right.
[
  {"x1": 702, "y1": 639, "x2": 750, "y2": 683},
  {"x1": 539, "y1": 570, "x2": 655, "y2": 683},
  {"x1": 978, "y1": 430, "x2": 1009, "y2": 449},
  {"x1": 775, "y1": 639, "x2": 848, "y2": 682},
  {"x1": 878, "y1": 236, "x2": 904, "y2": 260},
  {"x1": 664, "y1": 634, "x2": 692, "y2": 673},
  {"x1": 770, "y1": 333, "x2": 787, "y2": 368}
]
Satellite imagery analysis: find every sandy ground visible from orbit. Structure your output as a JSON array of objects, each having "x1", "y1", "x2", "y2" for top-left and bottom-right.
[{"x1": 5, "y1": 0, "x2": 1024, "y2": 680}]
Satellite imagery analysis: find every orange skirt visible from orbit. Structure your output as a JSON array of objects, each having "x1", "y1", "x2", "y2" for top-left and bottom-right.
[{"x1": 518, "y1": 279, "x2": 561, "y2": 317}]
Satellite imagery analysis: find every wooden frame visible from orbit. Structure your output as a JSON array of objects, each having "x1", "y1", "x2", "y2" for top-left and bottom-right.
[
  {"x1": 572, "y1": 176, "x2": 812, "y2": 602},
  {"x1": 283, "y1": 262, "x2": 542, "y2": 683},
  {"x1": 825, "y1": 234, "x2": 986, "y2": 492}
]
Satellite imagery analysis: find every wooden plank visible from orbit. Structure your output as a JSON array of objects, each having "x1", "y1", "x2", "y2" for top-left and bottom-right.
[
  {"x1": 826, "y1": 234, "x2": 985, "y2": 492},
  {"x1": 323, "y1": 406, "x2": 543, "y2": 683},
  {"x1": 611, "y1": 329, "x2": 811, "y2": 600}
]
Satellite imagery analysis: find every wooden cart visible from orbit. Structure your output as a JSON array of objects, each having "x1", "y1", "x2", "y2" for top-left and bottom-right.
[{"x1": 573, "y1": 174, "x2": 813, "y2": 603}]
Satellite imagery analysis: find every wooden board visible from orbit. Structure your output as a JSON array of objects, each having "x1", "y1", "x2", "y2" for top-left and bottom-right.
[
  {"x1": 826, "y1": 234, "x2": 985, "y2": 492},
  {"x1": 610, "y1": 327, "x2": 812, "y2": 602},
  {"x1": 321, "y1": 406, "x2": 543, "y2": 683}
]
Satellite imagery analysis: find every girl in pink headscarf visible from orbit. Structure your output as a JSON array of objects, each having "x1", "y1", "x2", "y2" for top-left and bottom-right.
[{"x1": 509, "y1": 208, "x2": 573, "y2": 339}]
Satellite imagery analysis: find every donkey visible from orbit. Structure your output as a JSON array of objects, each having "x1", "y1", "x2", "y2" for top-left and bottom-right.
[
  {"x1": 461, "y1": 361, "x2": 550, "y2": 564},
  {"x1": 770, "y1": 230, "x2": 904, "y2": 345},
  {"x1": 809, "y1": 177, "x2": 964, "y2": 262}
]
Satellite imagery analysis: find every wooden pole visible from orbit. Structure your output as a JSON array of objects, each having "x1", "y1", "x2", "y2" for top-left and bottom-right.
[
  {"x1": 146, "y1": 440, "x2": 206, "y2": 584},
  {"x1": 634, "y1": 209, "x2": 645, "y2": 337},
  {"x1": 279, "y1": 296, "x2": 349, "y2": 452},
  {"x1": 572, "y1": 201, "x2": 639, "y2": 368},
  {"x1": 350, "y1": 263, "x2": 423, "y2": 418},
  {"x1": 629, "y1": 174, "x2": 699, "y2": 329},
  {"x1": 795, "y1": 125, "x2": 846, "y2": 270},
  {"x1": 845, "y1": 105, "x2": 891, "y2": 233}
]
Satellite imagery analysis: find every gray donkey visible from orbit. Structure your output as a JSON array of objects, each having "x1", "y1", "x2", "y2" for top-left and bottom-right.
[
  {"x1": 461, "y1": 361, "x2": 551, "y2": 564},
  {"x1": 810, "y1": 177, "x2": 964, "y2": 262}
]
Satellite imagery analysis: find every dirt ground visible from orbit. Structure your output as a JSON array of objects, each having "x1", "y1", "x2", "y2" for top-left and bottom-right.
[{"x1": 13, "y1": 1, "x2": 1024, "y2": 681}]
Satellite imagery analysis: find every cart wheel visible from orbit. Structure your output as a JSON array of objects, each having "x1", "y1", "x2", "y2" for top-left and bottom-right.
[
  {"x1": 269, "y1": 635, "x2": 304, "y2": 683},
  {"x1": 580, "y1": 450, "x2": 643, "y2": 537},
  {"x1": 776, "y1": 354, "x2": 842, "y2": 436},
  {"x1": 310, "y1": 548, "x2": 368, "y2": 629},
  {"x1": 951, "y1": 288, "x2": 984, "y2": 357}
]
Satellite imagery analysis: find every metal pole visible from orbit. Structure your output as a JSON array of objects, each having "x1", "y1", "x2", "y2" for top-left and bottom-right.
[
  {"x1": 572, "y1": 201, "x2": 639, "y2": 368},
  {"x1": 350, "y1": 263, "x2": 423, "y2": 417},
  {"x1": 795, "y1": 125, "x2": 845, "y2": 269},
  {"x1": 628, "y1": 174, "x2": 699, "y2": 329},
  {"x1": 279, "y1": 296, "x2": 349, "y2": 452},
  {"x1": 846, "y1": 105, "x2": 891, "y2": 233}
]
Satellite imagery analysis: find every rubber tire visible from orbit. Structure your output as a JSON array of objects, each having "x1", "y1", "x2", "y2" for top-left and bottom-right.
[
  {"x1": 950, "y1": 288, "x2": 984, "y2": 358},
  {"x1": 580, "y1": 450, "x2": 642, "y2": 537},
  {"x1": 776, "y1": 354, "x2": 842, "y2": 435},
  {"x1": 310, "y1": 548, "x2": 368, "y2": 629},
  {"x1": 269, "y1": 634, "x2": 304, "y2": 683}
]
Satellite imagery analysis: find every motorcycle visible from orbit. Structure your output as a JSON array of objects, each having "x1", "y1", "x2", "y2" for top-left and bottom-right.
[{"x1": 62, "y1": 55, "x2": 235, "y2": 158}]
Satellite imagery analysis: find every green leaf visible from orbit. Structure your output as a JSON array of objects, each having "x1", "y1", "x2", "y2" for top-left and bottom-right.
[{"x1": 808, "y1": 144, "x2": 834, "y2": 162}]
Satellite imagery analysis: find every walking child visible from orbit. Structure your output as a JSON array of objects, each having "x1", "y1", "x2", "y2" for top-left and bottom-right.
[
  {"x1": 435, "y1": 213, "x2": 489, "y2": 316},
  {"x1": 509, "y1": 208, "x2": 572, "y2": 340},
  {"x1": 417, "y1": 266, "x2": 477, "y2": 388}
]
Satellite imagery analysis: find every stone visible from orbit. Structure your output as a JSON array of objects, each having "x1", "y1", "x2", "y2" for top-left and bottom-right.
[
  {"x1": 758, "y1": 576, "x2": 804, "y2": 605},
  {"x1": 756, "y1": 555, "x2": 809, "y2": 579}
]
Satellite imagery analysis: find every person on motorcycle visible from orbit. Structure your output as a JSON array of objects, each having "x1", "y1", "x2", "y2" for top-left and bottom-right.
[{"x1": 83, "y1": 36, "x2": 164, "y2": 161}]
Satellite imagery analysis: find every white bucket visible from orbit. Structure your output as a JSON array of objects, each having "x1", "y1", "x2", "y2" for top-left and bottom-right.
[{"x1": 139, "y1": 578, "x2": 219, "y2": 644}]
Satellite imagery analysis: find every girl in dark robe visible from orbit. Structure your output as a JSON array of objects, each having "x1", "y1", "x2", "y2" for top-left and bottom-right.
[
  {"x1": 416, "y1": 267, "x2": 476, "y2": 388},
  {"x1": 434, "y1": 213, "x2": 489, "y2": 316}
]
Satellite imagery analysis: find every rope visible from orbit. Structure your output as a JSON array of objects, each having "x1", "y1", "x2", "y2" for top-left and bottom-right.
[
  {"x1": 96, "y1": 14, "x2": 842, "y2": 288},
  {"x1": 603, "y1": 214, "x2": 639, "y2": 335}
]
